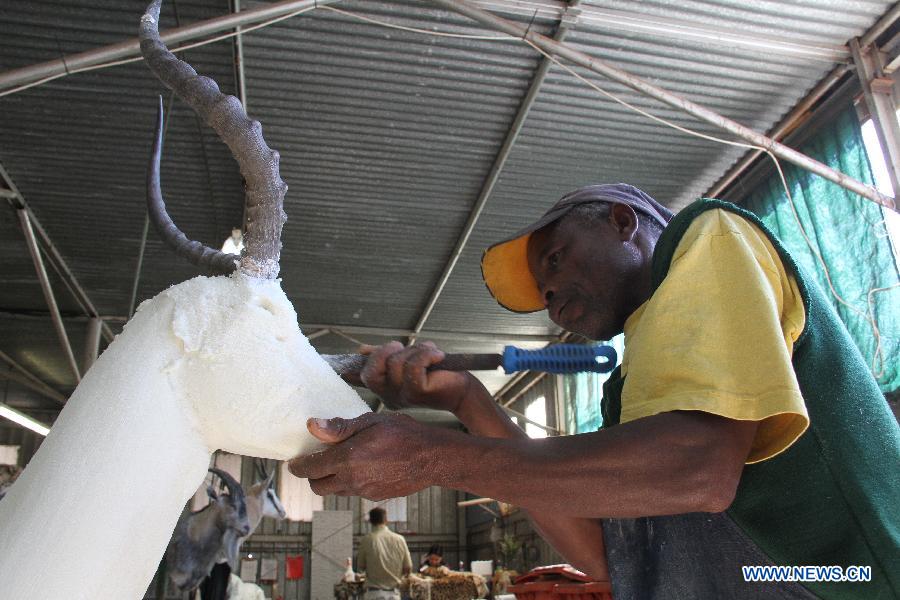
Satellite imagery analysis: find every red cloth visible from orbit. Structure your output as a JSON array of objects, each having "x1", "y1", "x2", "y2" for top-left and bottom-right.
[{"x1": 286, "y1": 555, "x2": 304, "y2": 580}]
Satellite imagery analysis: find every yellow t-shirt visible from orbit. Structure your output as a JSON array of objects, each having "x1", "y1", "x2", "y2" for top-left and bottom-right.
[{"x1": 620, "y1": 209, "x2": 809, "y2": 463}]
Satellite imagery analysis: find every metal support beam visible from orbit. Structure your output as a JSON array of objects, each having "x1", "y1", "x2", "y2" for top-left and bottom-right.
[
  {"x1": 706, "y1": 64, "x2": 851, "y2": 199},
  {"x1": 0, "y1": 370, "x2": 66, "y2": 406},
  {"x1": 409, "y1": 1, "x2": 582, "y2": 343},
  {"x1": 851, "y1": 37, "x2": 900, "y2": 196},
  {"x1": 0, "y1": 0, "x2": 335, "y2": 94},
  {"x1": 554, "y1": 370, "x2": 567, "y2": 435},
  {"x1": 431, "y1": 0, "x2": 895, "y2": 211},
  {"x1": 0, "y1": 351, "x2": 67, "y2": 405},
  {"x1": 83, "y1": 318, "x2": 103, "y2": 372},
  {"x1": 17, "y1": 210, "x2": 81, "y2": 384},
  {"x1": 708, "y1": 2, "x2": 900, "y2": 200},
  {"x1": 301, "y1": 323, "x2": 558, "y2": 343},
  {"x1": 231, "y1": 0, "x2": 249, "y2": 110},
  {"x1": 470, "y1": 1, "x2": 850, "y2": 62},
  {"x1": 502, "y1": 370, "x2": 547, "y2": 408},
  {"x1": 492, "y1": 369, "x2": 530, "y2": 400},
  {"x1": 1, "y1": 163, "x2": 115, "y2": 343},
  {"x1": 860, "y1": 2, "x2": 900, "y2": 49},
  {"x1": 329, "y1": 328, "x2": 366, "y2": 347},
  {"x1": 306, "y1": 328, "x2": 332, "y2": 341},
  {"x1": 502, "y1": 403, "x2": 559, "y2": 434}
]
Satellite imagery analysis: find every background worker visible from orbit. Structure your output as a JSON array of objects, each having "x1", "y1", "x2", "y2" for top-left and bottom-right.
[
  {"x1": 357, "y1": 507, "x2": 412, "y2": 600},
  {"x1": 419, "y1": 545, "x2": 450, "y2": 578},
  {"x1": 291, "y1": 184, "x2": 900, "y2": 599}
]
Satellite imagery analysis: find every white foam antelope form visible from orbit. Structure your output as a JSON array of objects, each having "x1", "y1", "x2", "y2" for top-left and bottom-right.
[{"x1": 0, "y1": 274, "x2": 369, "y2": 599}]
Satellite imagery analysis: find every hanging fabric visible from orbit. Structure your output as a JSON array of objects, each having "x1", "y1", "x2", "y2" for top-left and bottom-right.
[{"x1": 742, "y1": 103, "x2": 900, "y2": 394}]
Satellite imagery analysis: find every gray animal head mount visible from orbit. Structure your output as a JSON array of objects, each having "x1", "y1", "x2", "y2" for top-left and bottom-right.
[
  {"x1": 167, "y1": 467, "x2": 251, "y2": 591},
  {"x1": 139, "y1": 0, "x2": 287, "y2": 279},
  {"x1": 206, "y1": 467, "x2": 250, "y2": 536},
  {"x1": 253, "y1": 468, "x2": 288, "y2": 521}
]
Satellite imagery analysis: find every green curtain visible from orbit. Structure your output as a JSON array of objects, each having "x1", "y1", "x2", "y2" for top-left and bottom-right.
[
  {"x1": 742, "y1": 104, "x2": 900, "y2": 394},
  {"x1": 562, "y1": 337, "x2": 623, "y2": 433}
]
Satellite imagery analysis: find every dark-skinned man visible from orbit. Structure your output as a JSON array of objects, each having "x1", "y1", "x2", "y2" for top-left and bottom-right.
[{"x1": 289, "y1": 184, "x2": 900, "y2": 599}]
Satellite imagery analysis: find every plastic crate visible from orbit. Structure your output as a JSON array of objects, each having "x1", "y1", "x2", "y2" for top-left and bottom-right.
[
  {"x1": 508, "y1": 566, "x2": 612, "y2": 600},
  {"x1": 553, "y1": 582, "x2": 613, "y2": 600}
]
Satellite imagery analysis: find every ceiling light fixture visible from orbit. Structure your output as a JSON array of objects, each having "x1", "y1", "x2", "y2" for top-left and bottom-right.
[{"x1": 0, "y1": 403, "x2": 50, "y2": 437}]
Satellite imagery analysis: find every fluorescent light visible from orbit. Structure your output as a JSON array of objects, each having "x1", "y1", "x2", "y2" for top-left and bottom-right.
[{"x1": 0, "y1": 403, "x2": 50, "y2": 436}]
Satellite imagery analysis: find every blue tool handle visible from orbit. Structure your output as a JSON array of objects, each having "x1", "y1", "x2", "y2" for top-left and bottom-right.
[{"x1": 502, "y1": 344, "x2": 617, "y2": 374}]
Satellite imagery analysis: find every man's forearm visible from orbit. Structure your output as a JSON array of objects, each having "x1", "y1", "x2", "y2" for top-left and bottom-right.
[
  {"x1": 431, "y1": 410, "x2": 755, "y2": 519},
  {"x1": 452, "y1": 375, "x2": 525, "y2": 438},
  {"x1": 452, "y1": 378, "x2": 609, "y2": 579}
]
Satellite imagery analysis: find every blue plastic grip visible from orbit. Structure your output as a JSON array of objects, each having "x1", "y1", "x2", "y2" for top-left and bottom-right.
[{"x1": 501, "y1": 344, "x2": 617, "y2": 374}]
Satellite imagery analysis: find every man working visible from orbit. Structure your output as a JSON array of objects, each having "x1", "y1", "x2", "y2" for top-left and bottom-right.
[
  {"x1": 290, "y1": 184, "x2": 900, "y2": 599},
  {"x1": 357, "y1": 507, "x2": 412, "y2": 600}
]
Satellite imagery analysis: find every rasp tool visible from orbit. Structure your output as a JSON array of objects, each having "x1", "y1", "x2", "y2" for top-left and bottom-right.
[{"x1": 322, "y1": 344, "x2": 617, "y2": 376}]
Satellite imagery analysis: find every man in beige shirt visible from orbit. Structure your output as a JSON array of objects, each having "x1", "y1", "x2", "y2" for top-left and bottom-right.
[{"x1": 357, "y1": 507, "x2": 412, "y2": 600}]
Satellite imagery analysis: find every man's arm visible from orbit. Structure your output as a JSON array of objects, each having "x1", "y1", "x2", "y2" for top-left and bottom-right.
[
  {"x1": 347, "y1": 342, "x2": 612, "y2": 577},
  {"x1": 450, "y1": 373, "x2": 611, "y2": 579},
  {"x1": 291, "y1": 399, "x2": 757, "y2": 579},
  {"x1": 401, "y1": 542, "x2": 412, "y2": 577}
]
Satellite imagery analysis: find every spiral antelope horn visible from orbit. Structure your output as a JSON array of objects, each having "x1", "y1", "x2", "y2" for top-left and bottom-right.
[
  {"x1": 208, "y1": 468, "x2": 246, "y2": 504},
  {"x1": 139, "y1": 0, "x2": 287, "y2": 279}
]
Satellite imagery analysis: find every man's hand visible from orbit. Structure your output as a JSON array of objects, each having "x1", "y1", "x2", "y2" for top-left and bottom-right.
[
  {"x1": 346, "y1": 341, "x2": 478, "y2": 413},
  {"x1": 288, "y1": 413, "x2": 440, "y2": 500}
]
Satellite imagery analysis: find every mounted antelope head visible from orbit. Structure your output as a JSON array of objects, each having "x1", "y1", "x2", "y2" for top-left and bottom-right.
[
  {"x1": 0, "y1": 2, "x2": 369, "y2": 598},
  {"x1": 167, "y1": 468, "x2": 252, "y2": 592},
  {"x1": 247, "y1": 462, "x2": 288, "y2": 525}
]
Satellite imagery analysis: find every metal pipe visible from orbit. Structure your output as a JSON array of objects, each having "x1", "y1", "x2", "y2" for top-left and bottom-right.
[
  {"x1": 231, "y1": 0, "x2": 249, "y2": 110},
  {"x1": 502, "y1": 371, "x2": 547, "y2": 408},
  {"x1": 306, "y1": 328, "x2": 332, "y2": 340},
  {"x1": 0, "y1": 370, "x2": 66, "y2": 406},
  {"x1": 0, "y1": 0, "x2": 336, "y2": 94},
  {"x1": 457, "y1": 496, "x2": 497, "y2": 507},
  {"x1": 1, "y1": 163, "x2": 115, "y2": 343},
  {"x1": 502, "y1": 403, "x2": 558, "y2": 433},
  {"x1": 431, "y1": 0, "x2": 896, "y2": 211},
  {"x1": 128, "y1": 215, "x2": 151, "y2": 319},
  {"x1": 711, "y1": 3, "x2": 900, "y2": 200},
  {"x1": 851, "y1": 37, "x2": 900, "y2": 196},
  {"x1": 492, "y1": 370, "x2": 530, "y2": 401},
  {"x1": 329, "y1": 328, "x2": 366, "y2": 347},
  {"x1": 470, "y1": 1, "x2": 850, "y2": 62},
  {"x1": 0, "y1": 351, "x2": 67, "y2": 405},
  {"x1": 17, "y1": 210, "x2": 82, "y2": 383},
  {"x1": 706, "y1": 64, "x2": 851, "y2": 198},
  {"x1": 301, "y1": 323, "x2": 558, "y2": 343},
  {"x1": 83, "y1": 318, "x2": 103, "y2": 372},
  {"x1": 409, "y1": 1, "x2": 582, "y2": 342},
  {"x1": 859, "y1": 2, "x2": 900, "y2": 48}
]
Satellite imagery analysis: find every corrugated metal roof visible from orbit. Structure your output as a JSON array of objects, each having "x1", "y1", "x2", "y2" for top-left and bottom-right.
[{"x1": 0, "y1": 0, "x2": 893, "y2": 422}]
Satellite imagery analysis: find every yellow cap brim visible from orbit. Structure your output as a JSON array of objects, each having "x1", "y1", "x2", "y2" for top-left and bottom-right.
[{"x1": 481, "y1": 233, "x2": 544, "y2": 313}]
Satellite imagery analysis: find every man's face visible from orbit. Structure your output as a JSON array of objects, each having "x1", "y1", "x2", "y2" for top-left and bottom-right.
[{"x1": 526, "y1": 205, "x2": 644, "y2": 340}]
